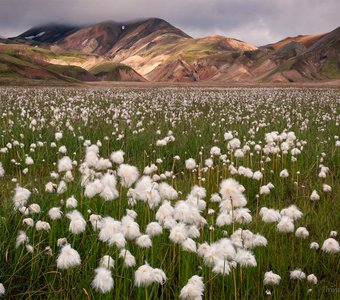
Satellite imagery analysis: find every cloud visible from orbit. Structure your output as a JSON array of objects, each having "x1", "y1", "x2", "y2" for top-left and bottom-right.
[{"x1": 0, "y1": 0, "x2": 339, "y2": 45}]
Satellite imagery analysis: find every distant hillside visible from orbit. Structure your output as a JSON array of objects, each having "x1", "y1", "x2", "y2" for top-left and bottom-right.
[{"x1": 1, "y1": 19, "x2": 339, "y2": 84}]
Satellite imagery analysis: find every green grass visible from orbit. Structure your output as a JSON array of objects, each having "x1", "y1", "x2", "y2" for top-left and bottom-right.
[
  {"x1": 0, "y1": 87, "x2": 339, "y2": 299},
  {"x1": 321, "y1": 56, "x2": 340, "y2": 79},
  {"x1": 89, "y1": 62, "x2": 133, "y2": 81}
]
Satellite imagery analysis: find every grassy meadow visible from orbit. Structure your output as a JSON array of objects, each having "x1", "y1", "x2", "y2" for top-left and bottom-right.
[{"x1": 0, "y1": 87, "x2": 339, "y2": 299}]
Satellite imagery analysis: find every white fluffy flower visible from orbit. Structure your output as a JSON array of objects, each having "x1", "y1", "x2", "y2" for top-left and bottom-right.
[
  {"x1": 295, "y1": 227, "x2": 309, "y2": 239},
  {"x1": 13, "y1": 186, "x2": 31, "y2": 208},
  {"x1": 146, "y1": 222, "x2": 163, "y2": 237},
  {"x1": 307, "y1": 274, "x2": 318, "y2": 284},
  {"x1": 181, "y1": 238, "x2": 197, "y2": 253},
  {"x1": 322, "y1": 184, "x2": 332, "y2": 192},
  {"x1": 136, "y1": 234, "x2": 152, "y2": 248},
  {"x1": 210, "y1": 146, "x2": 221, "y2": 156},
  {"x1": 321, "y1": 238, "x2": 340, "y2": 253},
  {"x1": 134, "y1": 263, "x2": 166, "y2": 287},
  {"x1": 55, "y1": 132, "x2": 63, "y2": 141},
  {"x1": 169, "y1": 223, "x2": 188, "y2": 244},
  {"x1": 48, "y1": 207, "x2": 63, "y2": 220},
  {"x1": 16, "y1": 231, "x2": 29, "y2": 248},
  {"x1": 159, "y1": 182, "x2": 178, "y2": 200},
  {"x1": 264, "y1": 271, "x2": 281, "y2": 285},
  {"x1": 35, "y1": 221, "x2": 51, "y2": 231},
  {"x1": 110, "y1": 150, "x2": 125, "y2": 164},
  {"x1": 310, "y1": 190, "x2": 320, "y2": 201},
  {"x1": 279, "y1": 169, "x2": 289, "y2": 178},
  {"x1": 99, "y1": 255, "x2": 115, "y2": 270},
  {"x1": 66, "y1": 196, "x2": 78, "y2": 208},
  {"x1": 58, "y1": 156, "x2": 73, "y2": 173},
  {"x1": 180, "y1": 275, "x2": 204, "y2": 300},
  {"x1": 0, "y1": 283, "x2": 5, "y2": 296},
  {"x1": 185, "y1": 158, "x2": 196, "y2": 170},
  {"x1": 25, "y1": 156, "x2": 34, "y2": 165},
  {"x1": 310, "y1": 242, "x2": 319, "y2": 250},
  {"x1": 280, "y1": 205, "x2": 303, "y2": 221},
  {"x1": 0, "y1": 162, "x2": 5, "y2": 177},
  {"x1": 57, "y1": 244, "x2": 81, "y2": 270},
  {"x1": 91, "y1": 267, "x2": 114, "y2": 293},
  {"x1": 219, "y1": 178, "x2": 247, "y2": 207},
  {"x1": 119, "y1": 249, "x2": 136, "y2": 268},
  {"x1": 235, "y1": 249, "x2": 257, "y2": 267},
  {"x1": 66, "y1": 210, "x2": 86, "y2": 234},
  {"x1": 117, "y1": 164, "x2": 139, "y2": 187},
  {"x1": 28, "y1": 203, "x2": 41, "y2": 214},
  {"x1": 23, "y1": 218, "x2": 34, "y2": 227},
  {"x1": 259, "y1": 207, "x2": 281, "y2": 223},
  {"x1": 290, "y1": 269, "x2": 306, "y2": 280},
  {"x1": 277, "y1": 216, "x2": 294, "y2": 233}
]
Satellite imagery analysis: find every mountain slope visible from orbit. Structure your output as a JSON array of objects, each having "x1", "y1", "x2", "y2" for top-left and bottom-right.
[
  {"x1": 8, "y1": 20, "x2": 340, "y2": 84},
  {"x1": 16, "y1": 24, "x2": 79, "y2": 43},
  {"x1": 0, "y1": 43, "x2": 145, "y2": 84},
  {"x1": 52, "y1": 18, "x2": 190, "y2": 56}
]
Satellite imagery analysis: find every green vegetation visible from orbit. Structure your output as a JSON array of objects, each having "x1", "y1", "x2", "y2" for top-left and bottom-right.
[
  {"x1": 0, "y1": 88, "x2": 339, "y2": 299},
  {"x1": 90, "y1": 62, "x2": 133, "y2": 81},
  {"x1": 321, "y1": 56, "x2": 340, "y2": 79}
]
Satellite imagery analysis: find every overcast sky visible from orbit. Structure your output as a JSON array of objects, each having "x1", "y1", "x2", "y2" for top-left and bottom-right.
[{"x1": 1, "y1": 0, "x2": 339, "y2": 45}]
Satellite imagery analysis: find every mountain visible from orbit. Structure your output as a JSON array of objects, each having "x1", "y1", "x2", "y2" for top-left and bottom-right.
[
  {"x1": 16, "y1": 24, "x2": 79, "y2": 43},
  {"x1": 1, "y1": 19, "x2": 340, "y2": 84}
]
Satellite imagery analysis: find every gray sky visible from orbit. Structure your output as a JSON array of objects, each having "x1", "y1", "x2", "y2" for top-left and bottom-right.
[{"x1": 1, "y1": 0, "x2": 339, "y2": 45}]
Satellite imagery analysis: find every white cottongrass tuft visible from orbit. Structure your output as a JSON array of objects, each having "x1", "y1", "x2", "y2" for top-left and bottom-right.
[
  {"x1": 180, "y1": 275, "x2": 204, "y2": 300},
  {"x1": 185, "y1": 158, "x2": 196, "y2": 170},
  {"x1": 235, "y1": 249, "x2": 257, "y2": 267},
  {"x1": 181, "y1": 238, "x2": 197, "y2": 253},
  {"x1": 66, "y1": 210, "x2": 86, "y2": 234},
  {"x1": 290, "y1": 269, "x2": 306, "y2": 280},
  {"x1": 55, "y1": 132, "x2": 63, "y2": 141},
  {"x1": 23, "y1": 218, "x2": 34, "y2": 227},
  {"x1": 280, "y1": 169, "x2": 289, "y2": 178},
  {"x1": 99, "y1": 255, "x2": 115, "y2": 270},
  {"x1": 13, "y1": 186, "x2": 31, "y2": 208},
  {"x1": 0, "y1": 162, "x2": 4, "y2": 177},
  {"x1": 0, "y1": 283, "x2": 5, "y2": 296},
  {"x1": 277, "y1": 216, "x2": 294, "y2": 233},
  {"x1": 58, "y1": 156, "x2": 73, "y2": 173},
  {"x1": 48, "y1": 207, "x2": 63, "y2": 220},
  {"x1": 310, "y1": 242, "x2": 319, "y2": 250},
  {"x1": 136, "y1": 234, "x2": 152, "y2": 248},
  {"x1": 307, "y1": 274, "x2": 318, "y2": 284},
  {"x1": 264, "y1": 271, "x2": 281, "y2": 285},
  {"x1": 66, "y1": 196, "x2": 78, "y2": 208},
  {"x1": 117, "y1": 164, "x2": 139, "y2": 187},
  {"x1": 91, "y1": 267, "x2": 114, "y2": 293},
  {"x1": 28, "y1": 203, "x2": 41, "y2": 214},
  {"x1": 280, "y1": 205, "x2": 303, "y2": 221},
  {"x1": 169, "y1": 223, "x2": 188, "y2": 244},
  {"x1": 159, "y1": 182, "x2": 178, "y2": 200},
  {"x1": 259, "y1": 207, "x2": 281, "y2": 223},
  {"x1": 310, "y1": 190, "x2": 320, "y2": 201},
  {"x1": 119, "y1": 249, "x2": 136, "y2": 268},
  {"x1": 35, "y1": 221, "x2": 51, "y2": 231},
  {"x1": 219, "y1": 178, "x2": 247, "y2": 207},
  {"x1": 57, "y1": 244, "x2": 81, "y2": 270},
  {"x1": 134, "y1": 263, "x2": 166, "y2": 287},
  {"x1": 110, "y1": 150, "x2": 125, "y2": 164},
  {"x1": 321, "y1": 238, "x2": 340, "y2": 253},
  {"x1": 295, "y1": 227, "x2": 309, "y2": 239},
  {"x1": 16, "y1": 231, "x2": 29, "y2": 248},
  {"x1": 146, "y1": 222, "x2": 163, "y2": 237}
]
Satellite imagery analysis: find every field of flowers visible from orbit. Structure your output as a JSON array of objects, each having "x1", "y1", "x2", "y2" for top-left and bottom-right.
[{"x1": 0, "y1": 87, "x2": 339, "y2": 299}]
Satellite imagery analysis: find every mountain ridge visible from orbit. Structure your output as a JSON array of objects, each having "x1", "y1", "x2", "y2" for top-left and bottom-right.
[{"x1": 1, "y1": 18, "x2": 339, "y2": 84}]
